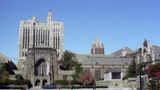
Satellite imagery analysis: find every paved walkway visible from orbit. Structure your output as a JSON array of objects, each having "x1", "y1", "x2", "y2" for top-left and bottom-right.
[{"x1": 30, "y1": 87, "x2": 137, "y2": 90}]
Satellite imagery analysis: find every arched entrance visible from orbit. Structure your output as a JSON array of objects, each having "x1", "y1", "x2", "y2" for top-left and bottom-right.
[
  {"x1": 42, "y1": 79, "x2": 48, "y2": 86},
  {"x1": 35, "y1": 79, "x2": 40, "y2": 86},
  {"x1": 35, "y1": 58, "x2": 47, "y2": 76}
]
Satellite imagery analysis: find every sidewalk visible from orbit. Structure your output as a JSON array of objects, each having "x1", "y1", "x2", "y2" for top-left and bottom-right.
[{"x1": 29, "y1": 87, "x2": 137, "y2": 90}]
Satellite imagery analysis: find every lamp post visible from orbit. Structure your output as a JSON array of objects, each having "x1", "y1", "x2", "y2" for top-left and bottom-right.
[
  {"x1": 137, "y1": 50, "x2": 143, "y2": 90},
  {"x1": 33, "y1": 22, "x2": 36, "y2": 87},
  {"x1": 138, "y1": 63, "x2": 143, "y2": 90},
  {"x1": 138, "y1": 52, "x2": 152, "y2": 90}
]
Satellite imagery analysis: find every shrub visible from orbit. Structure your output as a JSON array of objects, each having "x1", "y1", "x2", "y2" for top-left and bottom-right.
[
  {"x1": 0, "y1": 75, "x2": 9, "y2": 85},
  {"x1": 70, "y1": 80, "x2": 82, "y2": 85},
  {"x1": 15, "y1": 74, "x2": 23, "y2": 80},
  {"x1": 53, "y1": 80, "x2": 69, "y2": 85},
  {"x1": 7, "y1": 80, "x2": 31, "y2": 85}
]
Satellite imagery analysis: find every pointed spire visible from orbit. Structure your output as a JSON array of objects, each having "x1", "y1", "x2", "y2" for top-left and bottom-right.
[
  {"x1": 94, "y1": 36, "x2": 101, "y2": 44},
  {"x1": 92, "y1": 36, "x2": 104, "y2": 48},
  {"x1": 32, "y1": 15, "x2": 36, "y2": 22},
  {"x1": 49, "y1": 9, "x2": 51, "y2": 12},
  {"x1": 143, "y1": 38, "x2": 148, "y2": 47},
  {"x1": 47, "y1": 9, "x2": 53, "y2": 23}
]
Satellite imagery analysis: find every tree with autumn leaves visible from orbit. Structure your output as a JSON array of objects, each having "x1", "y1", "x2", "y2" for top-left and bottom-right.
[
  {"x1": 146, "y1": 63, "x2": 160, "y2": 79},
  {"x1": 79, "y1": 71, "x2": 95, "y2": 85},
  {"x1": 145, "y1": 63, "x2": 160, "y2": 90}
]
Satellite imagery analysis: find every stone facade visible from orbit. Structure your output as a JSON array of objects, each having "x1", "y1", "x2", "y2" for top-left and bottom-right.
[
  {"x1": 58, "y1": 70, "x2": 75, "y2": 80},
  {"x1": 77, "y1": 38, "x2": 134, "y2": 82},
  {"x1": 96, "y1": 80, "x2": 137, "y2": 88},
  {"x1": 24, "y1": 47, "x2": 58, "y2": 86},
  {"x1": 18, "y1": 10, "x2": 64, "y2": 69},
  {"x1": 135, "y1": 39, "x2": 160, "y2": 65},
  {"x1": 78, "y1": 55, "x2": 133, "y2": 81}
]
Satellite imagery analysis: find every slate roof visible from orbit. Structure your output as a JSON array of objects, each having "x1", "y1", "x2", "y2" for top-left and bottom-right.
[
  {"x1": 108, "y1": 47, "x2": 134, "y2": 57},
  {"x1": 152, "y1": 45, "x2": 160, "y2": 60},
  {"x1": 104, "y1": 68, "x2": 122, "y2": 72},
  {"x1": 78, "y1": 55, "x2": 133, "y2": 65}
]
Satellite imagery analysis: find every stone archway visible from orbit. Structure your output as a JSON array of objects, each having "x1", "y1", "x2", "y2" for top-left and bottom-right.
[
  {"x1": 35, "y1": 58, "x2": 47, "y2": 76},
  {"x1": 42, "y1": 79, "x2": 48, "y2": 86},
  {"x1": 35, "y1": 79, "x2": 40, "y2": 86}
]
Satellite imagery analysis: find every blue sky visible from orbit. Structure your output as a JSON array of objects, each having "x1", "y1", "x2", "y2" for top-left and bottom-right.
[{"x1": 1, "y1": 0, "x2": 160, "y2": 64}]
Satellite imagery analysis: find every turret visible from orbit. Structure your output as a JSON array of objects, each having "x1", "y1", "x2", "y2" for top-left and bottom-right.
[
  {"x1": 91, "y1": 37, "x2": 104, "y2": 55},
  {"x1": 32, "y1": 15, "x2": 36, "y2": 22},
  {"x1": 47, "y1": 9, "x2": 53, "y2": 23}
]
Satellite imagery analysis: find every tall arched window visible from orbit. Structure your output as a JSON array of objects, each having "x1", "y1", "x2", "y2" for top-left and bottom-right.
[{"x1": 35, "y1": 58, "x2": 47, "y2": 76}]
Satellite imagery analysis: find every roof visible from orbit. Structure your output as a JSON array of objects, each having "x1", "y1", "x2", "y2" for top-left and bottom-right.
[
  {"x1": 78, "y1": 54, "x2": 133, "y2": 65},
  {"x1": 152, "y1": 45, "x2": 160, "y2": 60},
  {"x1": 108, "y1": 47, "x2": 134, "y2": 57},
  {"x1": 104, "y1": 68, "x2": 122, "y2": 72}
]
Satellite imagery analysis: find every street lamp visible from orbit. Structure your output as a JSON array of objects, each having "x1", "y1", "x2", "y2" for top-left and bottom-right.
[
  {"x1": 138, "y1": 49, "x2": 153, "y2": 90},
  {"x1": 138, "y1": 63, "x2": 143, "y2": 90},
  {"x1": 137, "y1": 48, "x2": 144, "y2": 90}
]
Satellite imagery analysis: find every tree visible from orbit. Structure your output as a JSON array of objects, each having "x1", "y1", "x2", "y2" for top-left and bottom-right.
[
  {"x1": 0, "y1": 63, "x2": 9, "y2": 85},
  {"x1": 72, "y1": 64, "x2": 83, "y2": 84},
  {"x1": 15, "y1": 74, "x2": 24, "y2": 80},
  {"x1": 146, "y1": 63, "x2": 160, "y2": 90},
  {"x1": 147, "y1": 63, "x2": 160, "y2": 78},
  {"x1": 124, "y1": 59, "x2": 137, "y2": 79},
  {"x1": 147, "y1": 79, "x2": 160, "y2": 90},
  {"x1": 59, "y1": 50, "x2": 78, "y2": 70}
]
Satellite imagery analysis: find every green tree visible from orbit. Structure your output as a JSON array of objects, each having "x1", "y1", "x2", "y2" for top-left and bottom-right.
[
  {"x1": 59, "y1": 50, "x2": 83, "y2": 85},
  {"x1": 72, "y1": 64, "x2": 83, "y2": 83},
  {"x1": 59, "y1": 50, "x2": 78, "y2": 70},
  {"x1": 15, "y1": 74, "x2": 23, "y2": 80},
  {"x1": 124, "y1": 59, "x2": 137, "y2": 79},
  {"x1": 0, "y1": 63, "x2": 9, "y2": 85},
  {"x1": 147, "y1": 79, "x2": 160, "y2": 90}
]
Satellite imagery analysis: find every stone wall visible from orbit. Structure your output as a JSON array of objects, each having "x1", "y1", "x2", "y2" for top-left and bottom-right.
[
  {"x1": 96, "y1": 80, "x2": 137, "y2": 88},
  {"x1": 58, "y1": 70, "x2": 75, "y2": 80}
]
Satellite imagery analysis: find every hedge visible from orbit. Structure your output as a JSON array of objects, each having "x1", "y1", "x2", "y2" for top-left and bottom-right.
[{"x1": 53, "y1": 80, "x2": 69, "y2": 85}]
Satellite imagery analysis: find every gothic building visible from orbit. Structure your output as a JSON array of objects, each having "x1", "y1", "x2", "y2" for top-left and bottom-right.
[
  {"x1": 17, "y1": 10, "x2": 63, "y2": 86},
  {"x1": 18, "y1": 10, "x2": 64, "y2": 69},
  {"x1": 25, "y1": 47, "x2": 58, "y2": 86},
  {"x1": 77, "y1": 38, "x2": 134, "y2": 82},
  {"x1": 16, "y1": 10, "x2": 160, "y2": 88},
  {"x1": 135, "y1": 39, "x2": 160, "y2": 65}
]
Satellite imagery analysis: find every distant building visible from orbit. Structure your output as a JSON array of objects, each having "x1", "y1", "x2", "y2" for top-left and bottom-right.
[
  {"x1": 135, "y1": 39, "x2": 160, "y2": 64},
  {"x1": 18, "y1": 10, "x2": 64, "y2": 69}
]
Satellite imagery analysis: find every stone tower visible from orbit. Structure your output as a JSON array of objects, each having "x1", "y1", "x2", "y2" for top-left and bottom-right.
[
  {"x1": 91, "y1": 37, "x2": 104, "y2": 55},
  {"x1": 18, "y1": 10, "x2": 64, "y2": 69},
  {"x1": 25, "y1": 47, "x2": 58, "y2": 86}
]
